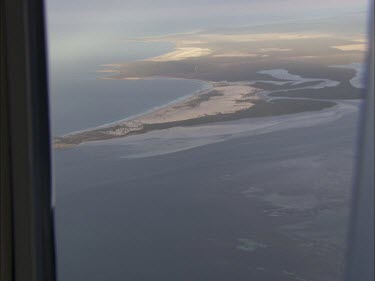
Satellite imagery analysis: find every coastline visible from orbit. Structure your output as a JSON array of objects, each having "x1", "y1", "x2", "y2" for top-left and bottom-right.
[
  {"x1": 53, "y1": 74, "x2": 339, "y2": 149},
  {"x1": 54, "y1": 80, "x2": 259, "y2": 148},
  {"x1": 54, "y1": 31, "x2": 365, "y2": 149},
  {"x1": 62, "y1": 77, "x2": 214, "y2": 136}
]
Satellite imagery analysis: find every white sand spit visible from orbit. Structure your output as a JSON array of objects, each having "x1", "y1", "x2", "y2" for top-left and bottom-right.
[
  {"x1": 146, "y1": 47, "x2": 212, "y2": 62},
  {"x1": 258, "y1": 48, "x2": 292, "y2": 52},
  {"x1": 137, "y1": 85, "x2": 258, "y2": 124},
  {"x1": 331, "y1": 44, "x2": 367, "y2": 51},
  {"x1": 212, "y1": 53, "x2": 259, "y2": 58}
]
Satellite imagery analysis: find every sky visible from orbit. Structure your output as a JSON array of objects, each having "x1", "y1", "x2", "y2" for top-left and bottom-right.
[
  {"x1": 45, "y1": 0, "x2": 370, "y2": 64},
  {"x1": 47, "y1": 0, "x2": 368, "y2": 21}
]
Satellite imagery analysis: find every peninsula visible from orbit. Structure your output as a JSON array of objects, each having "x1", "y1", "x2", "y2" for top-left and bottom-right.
[{"x1": 54, "y1": 28, "x2": 364, "y2": 148}]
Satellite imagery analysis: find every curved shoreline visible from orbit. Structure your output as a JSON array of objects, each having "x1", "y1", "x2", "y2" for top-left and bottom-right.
[
  {"x1": 53, "y1": 70, "x2": 348, "y2": 149},
  {"x1": 63, "y1": 78, "x2": 213, "y2": 136},
  {"x1": 54, "y1": 80, "x2": 260, "y2": 148},
  {"x1": 104, "y1": 100, "x2": 359, "y2": 159}
]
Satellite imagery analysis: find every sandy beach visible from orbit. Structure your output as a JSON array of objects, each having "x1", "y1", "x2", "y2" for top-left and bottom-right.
[
  {"x1": 138, "y1": 85, "x2": 258, "y2": 124},
  {"x1": 54, "y1": 27, "x2": 365, "y2": 149},
  {"x1": 54, "y1": 83, "x2": 261, "y2": 148},
  {"x1": 53, "y1": 73, "x2": 340, "y2": 149}
]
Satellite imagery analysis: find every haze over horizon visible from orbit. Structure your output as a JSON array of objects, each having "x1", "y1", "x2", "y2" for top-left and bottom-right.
[{"x1": 46, "y1": 0, "x2": 369, "y2": 64}]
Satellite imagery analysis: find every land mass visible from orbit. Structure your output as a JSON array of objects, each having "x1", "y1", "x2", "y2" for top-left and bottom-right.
[{"x1": 54, "y1": 28, "x2": 365, "y2": 149}]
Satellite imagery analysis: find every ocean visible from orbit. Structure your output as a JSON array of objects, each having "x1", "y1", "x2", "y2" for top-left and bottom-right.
[
  {"x1": 48, "y1": 41, "x2": 208, "y2": 136},
  {"x1": 53, "y1": 103, "x2": 359, "y2": 281},
  {"x1": 49, "y1": 40, "x2": 361, "y2": 281}
]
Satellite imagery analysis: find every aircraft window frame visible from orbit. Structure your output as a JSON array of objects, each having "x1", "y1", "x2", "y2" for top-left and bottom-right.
[{"x1": 1, "y1": 0, "x2": 56, "y2": 281}]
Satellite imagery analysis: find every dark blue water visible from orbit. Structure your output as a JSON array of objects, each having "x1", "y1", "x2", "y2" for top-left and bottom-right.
[
  {"x1": 47, "y1": 39, "x2": 208, "y2": 135},
  {"x1": 50, "y1": 77, "x2": 208, "y2": 135},
  {"x1": 48, "y1": 30, "x2": 359, "y2": 281},
  {"x1": 54, "y1": 107, "x2": 358, "y2": 281}
]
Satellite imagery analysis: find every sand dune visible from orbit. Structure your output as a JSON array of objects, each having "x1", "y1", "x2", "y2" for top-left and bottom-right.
[{"x1": 139, "y1": 85, "x2": 258, "y2": 124}]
